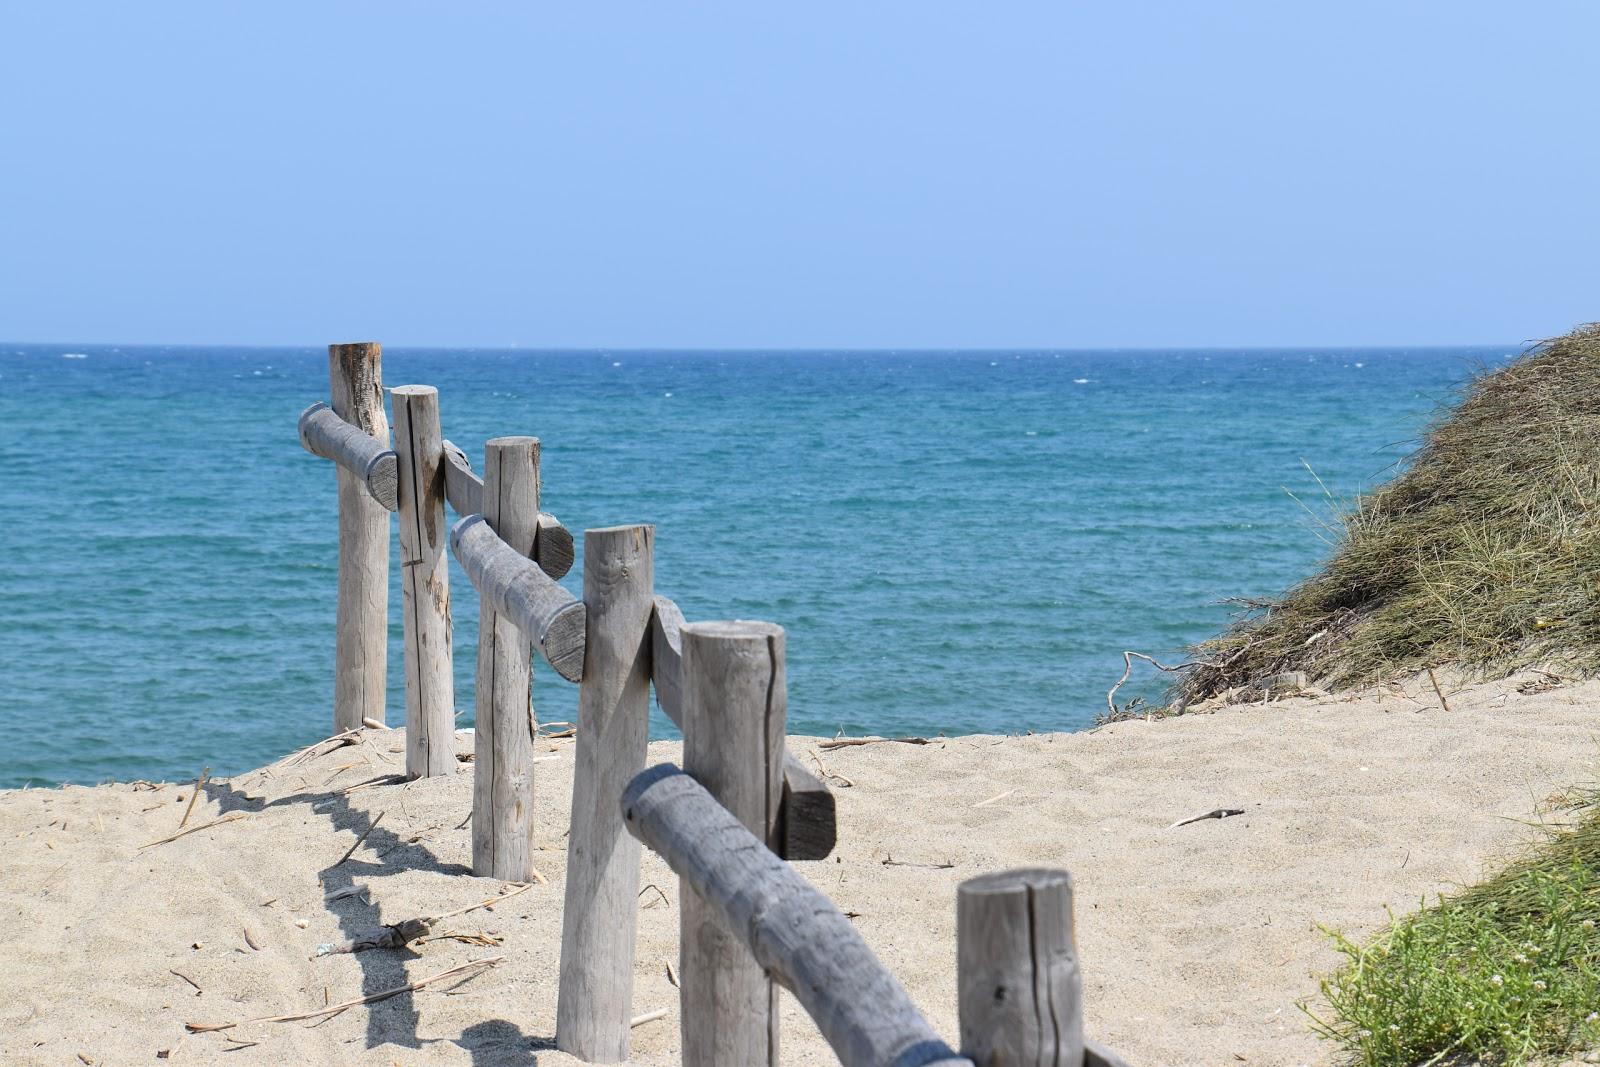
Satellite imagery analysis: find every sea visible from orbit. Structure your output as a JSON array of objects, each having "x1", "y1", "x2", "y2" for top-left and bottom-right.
[{"x1": 0, "y1": 344, "x2": 1514, "y2": 788}]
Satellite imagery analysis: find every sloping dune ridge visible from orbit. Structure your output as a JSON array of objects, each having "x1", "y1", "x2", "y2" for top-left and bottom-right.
[{"x1": 1, "y1": 671, "x2": 1594, "y2": 1066}]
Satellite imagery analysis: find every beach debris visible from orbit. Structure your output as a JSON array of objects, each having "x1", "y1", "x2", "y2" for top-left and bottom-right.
[
  {"x1": 328, "y1": 771, "x2": 405, "y2": 797},
  {"x1": 177, "y1": 766, "x2": 210, "y2": 829},
  {"x1": 333, "y1": 811, "x2": 385, "y2": 866},
  {"x1": 315, "y1": 917, "x2": 432, "y2": 957},
  {"x1": 1426, "y1": 667, "x2": 1453, "y2": 712},
  {"x1": 169, "y1": 969, "x2": 203, "y2": 996},
  {"x1": 282, "y1": 729, "x2": 364, "y2": 769},
  {"x1": 639, "y1": 883, "x2": 671, "y2": 909},
  {"x1": 817, "y1": 736, "x2": 933, "y2": 751},
  {"x1": 243, "y1": 927, "x2": 263, "y2": 951},
  {"x1": 361, "y1": 716, "x2": 390, "y2": 730},
  {"x1": 1107, "y1": 651, "x2": 1209, "y2": 717},
  {"x1": 323, "y1": 884, "x2": 369, "y2": 903},
  {"x1": 631, "y1": 1008, "x2": 670, "y2": 1028},
  {"x1": 139, "y1": 811, "x2": 248, "y2": 850},
  {"x1": 881, "y1": 853, "x2": 955, "y2": 870},
  {"x1": 809, "y1": 750, "x2": 853, "y2": 787},
  {"x1": 973, "y1": 788, "x2": 1019, "y2": 808},
  {"x1": 666, "y1": 960, "x2": 679, "y2": 988},
  {"x1": 185, "y1": 955, "x2": 503, "y2": 1032},
  {"x1": 431, "y1": 882, "x2": 536, "y2": 922},
  {"x1": 419, "y1": 930, "x2": 503, "y2": 947},
  {"x1": 1518, "y1": 671, "x2": 1567, "y2": 694},
  {"x1": 1170, "y1": 807, "x2": 1246, "y2": 829}
]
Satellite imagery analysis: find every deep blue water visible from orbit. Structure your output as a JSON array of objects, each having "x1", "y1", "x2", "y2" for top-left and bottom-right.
[{"x1": 0, "y1": 344, "x2": 1512, "y2": 787}]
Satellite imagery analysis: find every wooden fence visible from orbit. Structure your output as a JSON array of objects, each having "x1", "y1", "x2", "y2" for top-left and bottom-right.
[{"x1": 297, "y1": 341, "x2": 1130, "y2": 1066}]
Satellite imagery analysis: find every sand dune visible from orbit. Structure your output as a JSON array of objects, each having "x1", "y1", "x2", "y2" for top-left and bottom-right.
[{"x1": 1, "y1": 671, "x2": 1595, "y2": 1066}]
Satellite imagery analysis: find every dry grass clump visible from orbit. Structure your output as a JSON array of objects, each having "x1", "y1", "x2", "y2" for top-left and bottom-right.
[{"x1": 1180, "y1": 325, "x2": 1600, "y2": 706}]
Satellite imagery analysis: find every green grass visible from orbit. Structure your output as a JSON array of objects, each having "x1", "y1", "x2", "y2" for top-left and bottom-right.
[
  {"x1": 1177, "y1": 324, "x2": 1600, "y2": 707},
  {"x1": 1311, "y1": 788, "x2": 1600, "y2": 1065}
]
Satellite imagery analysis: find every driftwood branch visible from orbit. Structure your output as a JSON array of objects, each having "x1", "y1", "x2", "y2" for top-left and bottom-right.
[{"x1": 1106, "y1": 651, "x2": 1208, "y2": 716}]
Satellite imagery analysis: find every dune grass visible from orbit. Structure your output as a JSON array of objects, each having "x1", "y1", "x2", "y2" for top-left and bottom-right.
[
  {"x1": 1178, "y1": 325, "x2": 1600, "y2": 706},
  {"x1": 1310, "y1": 786, "x2": 1600, "y2": 1066}
]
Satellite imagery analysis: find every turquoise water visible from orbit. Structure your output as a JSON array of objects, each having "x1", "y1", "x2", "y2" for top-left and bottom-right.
[{"x1": 0, "y1": 345, "x2": 1510, "y2": 787}]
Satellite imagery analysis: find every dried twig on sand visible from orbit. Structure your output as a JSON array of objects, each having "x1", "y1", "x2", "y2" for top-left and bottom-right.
[
  {"x1": 333, "y1": 812, "x2": 385, "y2": 866},
  {"x1": 1426, "y1": 667, "x2": 1453, "y2": 712},
  {"x1": 881, "y1": 854, "x2": 955, "y2": 870},
  {"x1": 631, "y1": 1008, "x2": 669, "y2": 1028},
  {"x1": 169, "y1": 969, "x2": 203, "y2": 996},
  {"x1": 184, "y1": 956, "x2": 504, "y2": 1032},
  {"x1": 1170, "y1": 807, "x2": 1245, "y2": 829},
  {"x1": 430, "y1": 882, "x2": 535, "y2": 922},
  {"x1": 809, "y1": 750, "x2": 854, "y2": 787},
  {"x1": 177, "y1": 767, "x2": 210, "y2": 829},
  {"x1": 139, "y1": 811, "x2": 248, "y2": 850},
  {"x1": 818, "y1": 736, "x2": 932, "y2": 751},
  {"x1": 973, "y1": 788, "x2": 1018, "y2": 808}
]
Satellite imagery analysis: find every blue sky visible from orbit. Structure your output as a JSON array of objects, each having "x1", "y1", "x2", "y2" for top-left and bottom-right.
[{"x1": 3, "y1": 3, "x2": 1597, "y2": 348}]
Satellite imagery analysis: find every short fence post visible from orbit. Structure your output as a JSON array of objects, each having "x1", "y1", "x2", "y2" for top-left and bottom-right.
[
  {"x1": 472, "y1": 437, "x2": 540, "y2": 881},
  {"x1": 957, "y1": 867, "x2": 1085, "y2": 1067},
  {"x1": 391, "y1": 384, "x2": 456, "y2": 779},
  {"x1": 556, "y1": 524, "x2": 654, "y2": 1062},
  {"x1": 679, "y1": 620, "x2": 786, "y2": 1067},
  {"x1": 327, "y1": 342, "x2": 390, "y2": 734}
]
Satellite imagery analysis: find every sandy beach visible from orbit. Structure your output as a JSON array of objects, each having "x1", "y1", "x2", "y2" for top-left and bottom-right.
[{"x1": 2, "y1": 671, "x2": 1594, "y2": 1067}]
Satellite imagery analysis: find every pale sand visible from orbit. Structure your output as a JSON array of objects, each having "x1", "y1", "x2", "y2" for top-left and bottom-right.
[{"x1": 1, "y1": 672, "x2": 1595, "y2": 1067}]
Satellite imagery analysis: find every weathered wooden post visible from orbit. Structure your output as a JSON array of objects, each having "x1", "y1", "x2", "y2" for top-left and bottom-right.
[
  {"x1": 327, "y1": 342, "x2": 391, "y2": 734},
  {"x1": 555, "y1": 525, "x2": 654, "y2": 1062},
  {"x1": 957, "y1": 867, "x2": 1085, "y2": 1067},
  {"x1": 391, "y1": 384, "x2": 455, "y2": 779},
  {"x1": 679, "y1": 620, "x2": 786, "y2": 1066},
  {"x1": 472, "y1": 437, "x2": 540, "y2": 881}
]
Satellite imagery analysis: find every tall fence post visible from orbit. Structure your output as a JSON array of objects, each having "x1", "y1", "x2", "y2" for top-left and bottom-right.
[
  {"x1": 680, "y1": 620, "x2": 786, "y2": 1067},
  {"x1": 327, "y1": 342, "x2": 390, "y2": 734},
  {"x1": 556, "y1": 524, "x2": 654, "y2": 1062},
  {"x1": 472, "y1": 436, "x2": 540, "y2": 881},
  {"x1": 957, "y1": 867, "x2": 1085, "y2": 1067},
  {"x1": 391, "y1": 384, "x2": 456, "y2": 779}
]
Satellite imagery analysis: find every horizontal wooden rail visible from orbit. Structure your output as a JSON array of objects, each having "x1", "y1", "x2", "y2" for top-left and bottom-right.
[
  {"x1": 449, "y1": 514, "x2": 586, "y2": 682},
  {"x1": 650, "y1": 596, "x2": 835, "y2": 861},
  {"x1": 622, "y1": 764, "x2": 972, "y2": 1067},
  {"x1": 442, "y1": 440, "x2": 575, "y2": 579},
  {"x1": 298, "y1": 401, "x2": 399, "y2": 511}
]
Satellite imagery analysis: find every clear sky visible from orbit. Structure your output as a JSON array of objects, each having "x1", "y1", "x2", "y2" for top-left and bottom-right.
[{"x1": 3, "y1": 3, "x2": 1597, "y2": 349}]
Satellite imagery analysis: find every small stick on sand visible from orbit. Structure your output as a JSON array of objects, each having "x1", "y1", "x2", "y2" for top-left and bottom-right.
[
  {"x1": 430, "y1": 882, "x2": 535, "y2": 923},
  {"x1": 818, "y1": 736, "x2": 933, "y2": 751},
  {"x1": 333, "y1": 812, "x2": 385, "y2": 867},
  {"x1": 177, "y1": 767, "x2": 210, "y2": 829},
  {"x1": 169, "y1": 969, "x2": 203, "y2": 996},
  {"x1": 184, "y1": 956, "x2": 504, "y2": 1032},
  {"x1": 631, "y1": 1008, "x2": 669, "y2": 1028},
  {"x1": 361, "y1": 717, "x2": 390, "y2": 730},
  {"x1": 809, "y1": 750, "x2": 854, "y2": 787},
  {"x1": 973, "y1": 788, "x2": 1018, "y2": 808},
  {"x1": 665, "y1": 960, "x2": 679, "y2": 988},
  {"x1": 1170, "y1": 807, "x2": 1245, "y2": 829},
  {"x1": 139, "y1": 811, "x2": 248, "y2": 850},
  {"x1": 881, "y1": 853, "x2": 955, "y2": 869},
  {"x1": 1426, "y1": 667, "x2": 1453, "y2": 713}
]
